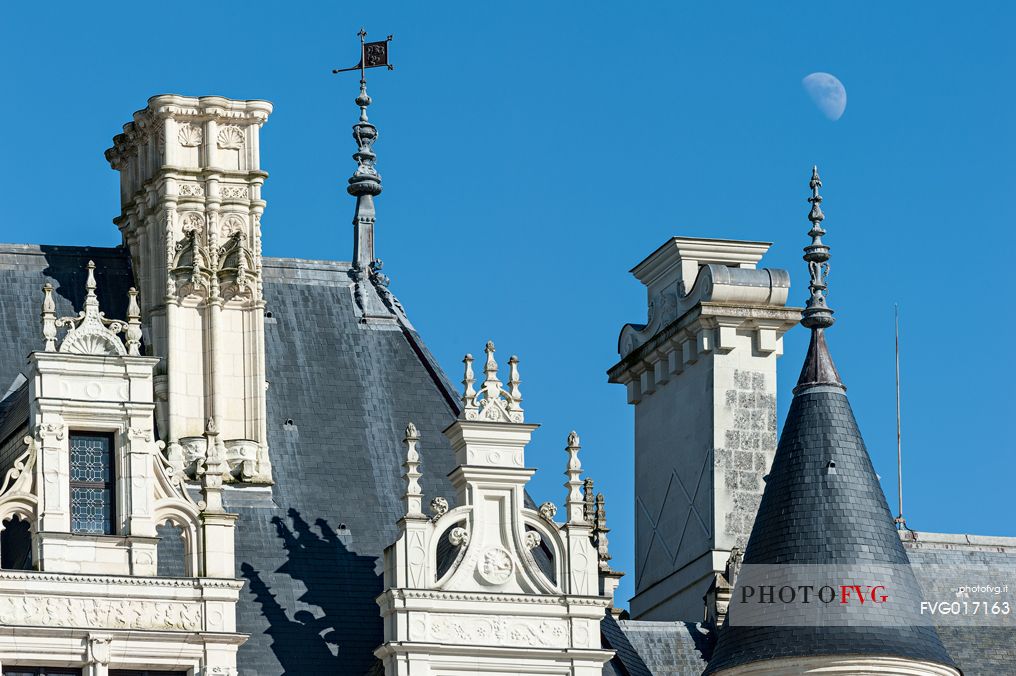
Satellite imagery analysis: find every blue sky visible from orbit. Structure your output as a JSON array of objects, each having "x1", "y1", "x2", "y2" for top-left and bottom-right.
[{"x1": 2, "y1": 3, "x2": 1013, "y2": 608}]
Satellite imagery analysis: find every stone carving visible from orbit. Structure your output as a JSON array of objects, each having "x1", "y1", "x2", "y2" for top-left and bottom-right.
[
  {"x1": 55, "y1": 261, "x2": 128, "y2": 357},
  {"x1": 220, "y1": 214, "x2": 246, "y2": 237},
  {"x1": 177, "y1": 123, "x2": 203, "y2": 147},
  {"x1": 87, "y1": 633, "x2": 112, "y2": 665},
  {"x1": 564, "y1": 431, "x2": 585, "y2": 524},
  {"x1": 41, "y1": 283, "x2": 57, "y2": 351},
  {"x1": 217, "y1": 125, "x2": 245, "y2": 149},
  {"x1": 477, "y1": 546, "x2": 513, "y2": 585},
  {"x1": 429, "y1": 614, "x2": 569, "y2": 648},
  {"x1": 125, "y1": 287, "x2": 142, "y2": 356},
  {"x1": 0, "y1": 595, "x2": 201, "y2": 631},
  {"x1": 402, "y1": 423, "x2": 423, "y2": 517},
  {"x1": 460, "y1": 341, "x2": 524, "y2": 423},
  {"x1": 220, "y1": 185, "x2": 248, "y2": 200},
  {"x1": 539, "y1": 501, "x2": 558, "y2": 523},
  {"x1": 429, "y1": 496, "x2": 448, "y2": 521},
  {"x1": 525, "y1": 530, "x2": 542, "y2": 550},
  {"x1": 448, "y1": 527, "x2": 469, "y2": 547},
  {"x1": 182, "y1": 212, "x2": 205, "y2": 234},
  {"x1": 178, "y1": 182, "x2": 205, "y2": 197}
]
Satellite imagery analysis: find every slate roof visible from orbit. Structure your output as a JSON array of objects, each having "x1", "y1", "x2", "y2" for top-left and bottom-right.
[
  {"x1": 704, "y1": 329, "x2": 959, "y2": 674},
  {"x1": 601, "y1": 614, "x2": 712, "y2": 676},
  {"x1": 0, "y1": 244, "x2": 464, "y2": 675},
  {"x1": 904, "y1": 533, "x2": 1016, "y2": 675}
]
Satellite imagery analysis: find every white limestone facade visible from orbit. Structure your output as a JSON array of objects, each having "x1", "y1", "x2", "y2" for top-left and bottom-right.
[
  {"x1": 0, "y1": 265, "x2": 243, "y2": 674},
  {"x1": 105, "y1": 95, "x2": 273, "y2": 484},
  {"x1": 608, "y1": 238, "x2": 800, "y2": 621},
  {"x1": 376, "y1": 342, "x2": 614, "y2": 676}
]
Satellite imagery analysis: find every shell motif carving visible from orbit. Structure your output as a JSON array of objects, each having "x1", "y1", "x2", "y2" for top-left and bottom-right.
[
  {"x1": 220, "y1": 214, "x2": 246, "y2": 238},
  {"x1": 217, "y1": 125, "x2": 245, "y2": 149},
  {"x1": 177, "y1": 123, "x2": 203, "y2": 147}
]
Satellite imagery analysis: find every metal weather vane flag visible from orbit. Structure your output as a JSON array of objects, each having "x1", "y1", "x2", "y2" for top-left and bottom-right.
[{"x1": 332, "y1": 28, "x2": 394, "y2": 81}]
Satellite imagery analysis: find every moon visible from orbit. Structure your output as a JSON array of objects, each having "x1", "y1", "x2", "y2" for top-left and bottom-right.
[{"x1": 802, "y1": 72, "x2": 847, "y2": 121}]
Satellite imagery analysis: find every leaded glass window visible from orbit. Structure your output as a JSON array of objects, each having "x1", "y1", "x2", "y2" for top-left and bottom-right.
[{"x1": 69, "y1": 432, "x2": 115, "y2": 535}]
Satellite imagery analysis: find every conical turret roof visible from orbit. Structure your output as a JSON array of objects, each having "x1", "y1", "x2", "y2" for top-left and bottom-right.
[{"x1": 704, "y1": 169, "x2": 958, "y2": 675}]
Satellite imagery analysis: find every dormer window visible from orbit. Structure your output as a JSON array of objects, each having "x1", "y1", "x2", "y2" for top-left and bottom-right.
[{"x1": 69, "y1": 432, "x2": 116, "y2": 535}]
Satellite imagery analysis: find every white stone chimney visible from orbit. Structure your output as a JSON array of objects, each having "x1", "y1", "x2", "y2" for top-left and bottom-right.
[
  {"x1": 105, "y1": 95, "x2": 273, "y2": 483},
  {"x1": 608, "y1": 237, "x2": 799, "y2": 620}
]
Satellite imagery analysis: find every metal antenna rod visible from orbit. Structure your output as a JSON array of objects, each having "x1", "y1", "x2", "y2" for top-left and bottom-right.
[{"x1": 894, "y1": 303, "x2": 907, "y2": 530}]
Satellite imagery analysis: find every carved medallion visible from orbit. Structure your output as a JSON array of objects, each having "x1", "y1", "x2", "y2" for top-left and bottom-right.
[{"x1": 477, "y1": 546, "x2": 513, "y2": 585}]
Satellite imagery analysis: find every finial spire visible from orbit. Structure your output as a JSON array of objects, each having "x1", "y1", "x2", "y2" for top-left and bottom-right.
[
  {"x1": 126, "y1": 287, "x2": 142, "y2": 356},
  {"x1": 402, "y1": 422, "x2": 424, "y2": 518},
  {"x1": 795, "y1": 166, "x2": 845, "y2": 393},
  {"x1": 801, "y1": 166, "x2": 834, "y2": 329},
  {"x1": 564, "y1": 431, "x2": 585, "y2": 524},
  {"x1": 333, "y1": 29, "x2": 393, "y2": 272},
  {"x1": 458, "y1": 341, "x2": 525, "y2": 423},
  {"x1": 41, "y1": 283, "x2": 56, "y2": 352},
  {"x1": 594, "y1": 493, "x2": 612, "y2": 566}
]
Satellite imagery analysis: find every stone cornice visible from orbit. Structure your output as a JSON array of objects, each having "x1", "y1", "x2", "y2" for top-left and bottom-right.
[
  {"x1": 0, "y1": 570, "x2": 243, "y2": 589},
  {"x1": 379, "y1": 588, "x2": 610, "y2": 607},
  {"x1": 608, "y1": 302, "x2": 802, "y2": 383}
]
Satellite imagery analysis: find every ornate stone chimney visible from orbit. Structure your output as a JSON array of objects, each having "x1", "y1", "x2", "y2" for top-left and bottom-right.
[
  {"x1": 608, "y1": 237, "x2": 799, "y2": 620},
  {"x1": 105, "y1": 95, "x2": 273, "y2": 483}
]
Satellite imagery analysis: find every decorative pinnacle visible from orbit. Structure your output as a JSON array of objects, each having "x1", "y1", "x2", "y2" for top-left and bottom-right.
[
  {"x1": 125, "y1": 287, "x2": 142, "y2": 357},
  {"x1": 801, "y1": 166, "x2": 835, "y2": 330},
  {"x1": 85, "y1": 260, "x2": 98, "y2": 307},
  {"x1": 583, "y1": 477, "x2": 596, "y2": 523},
  {"x1": 564, "y1": 431, "x2": 586, "y2": 525},
  {"x1": 594, "y1": 493, "x2": 612, "y2": 565},
  {"x1": 461, "y1": 353, "x2": 478, "y2": 416},
  {"x1": 41, "y1": 283, "x2": 57, "y2": 352},
  {"x1": 402, "y1": 422, "x2": 424, "y2": 518}
]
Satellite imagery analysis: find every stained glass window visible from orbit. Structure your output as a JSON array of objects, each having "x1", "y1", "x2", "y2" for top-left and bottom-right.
[{"x1": 69, "y1": 432, "x2": 115, "y2": 535}]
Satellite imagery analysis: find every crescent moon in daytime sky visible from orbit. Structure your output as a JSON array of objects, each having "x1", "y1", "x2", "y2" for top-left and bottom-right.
[{"x1": 802, "y1": 72, "x2": 847, "y2": 121}]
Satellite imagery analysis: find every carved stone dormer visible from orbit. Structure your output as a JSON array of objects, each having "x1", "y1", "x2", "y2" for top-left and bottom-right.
[
  {"x1": 15, "y1": 263, "x2": 220, "y2": 577},
  {"x1": 0, "y1": 262, "x2": 246, "y2": 676},
  {"x1": 377, "y1": 342, "x2": 613, "y2": 676},
  {"x1": 105, "y1": 95, "x2": 273, "y2": 484}
]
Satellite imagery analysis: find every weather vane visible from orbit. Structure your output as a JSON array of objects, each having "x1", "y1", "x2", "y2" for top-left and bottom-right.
[{"x1": 333, "y1": 28, "x2": 394, "y2": 83}]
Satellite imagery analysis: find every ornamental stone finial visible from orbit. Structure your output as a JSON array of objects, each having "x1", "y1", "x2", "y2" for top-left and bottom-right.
[
  {"x1": 582, "y1": 477, "x2": 596, "y2": 523},
  {"x1": 402, "y1": 422, "x2": 424, "y2": 518},
  {"x1": 564, "y1": 431, "x2": 585, "y2": 524},
  {"x1": 41, "y1": 283, "x2": 57, "y2": 352},
  {"x1": 594, "y1": 493, "x2": 612, "y2": 565},
  {"x1": 126, "y1": 287, "x2": 142, "y2": 356},
  {"x1": 85, "y1": 260, "x2": 97, "y2": 297},
  {"x1": 507, "y1": 355, "x2": 523, "y2": 416},
  {"x1": 461, "y1": 353, "x2": 478, "y2": 417},
  {"x1": 802, "y1": 166, "x2": 834, "y2": 329},
  {"x1": 459, "y1": 341, "x2": 525, "y2": 423},
  {"x1": 53, "y1": 261, "x2": 130, "y2": 356}
]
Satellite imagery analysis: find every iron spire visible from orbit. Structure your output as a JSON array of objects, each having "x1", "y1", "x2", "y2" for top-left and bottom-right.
[{"x1": 794, "y1": 166, "x2": 844, "y2": 394}]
